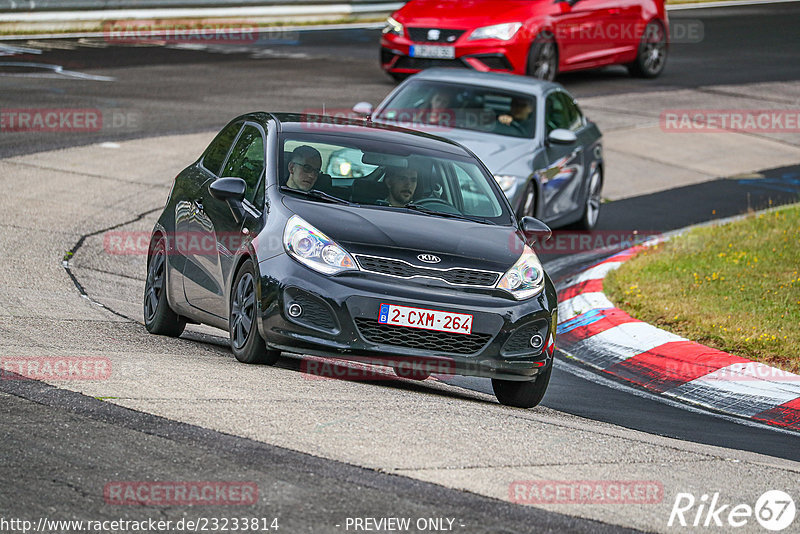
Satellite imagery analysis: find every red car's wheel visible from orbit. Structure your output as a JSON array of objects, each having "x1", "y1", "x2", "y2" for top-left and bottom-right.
[
  {"x1": 628, "y1": 20, "x2": 668, "y2": 78},
  {"x1": 526, "y1": 32, "x2": 558, "y2": 81}
]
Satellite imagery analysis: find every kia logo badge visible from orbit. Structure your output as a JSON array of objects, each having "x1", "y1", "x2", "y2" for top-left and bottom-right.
[{"x1": 418, "y1": 254, "x2": 441, "y2": 264}]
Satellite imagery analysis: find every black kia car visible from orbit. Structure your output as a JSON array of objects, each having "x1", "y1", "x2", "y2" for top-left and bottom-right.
[{"x1": 144, "y1": 113, "x2": 558, "y2": 408}]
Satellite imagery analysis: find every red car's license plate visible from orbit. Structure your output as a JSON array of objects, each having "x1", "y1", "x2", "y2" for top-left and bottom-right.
[{"x1": 378, "y1": 303, "x2": 472, "y2": 335}]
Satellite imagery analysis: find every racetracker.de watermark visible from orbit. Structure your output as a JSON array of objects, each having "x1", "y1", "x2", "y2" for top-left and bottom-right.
[
  {"x1": 0, "y1": 356, "x2": 111, "y2": 380},
  {"x1": 526, "y1": 19, "x2": 702, "y2": 45},
  {"x1": 103, "y1": 230, "x2": 259, "y2": 256},
  {"x1": 511, "y1": 230, "x2": 660, "y2": 256},
  {"x1": 104, "y1": 481, "x2": 259, "y2": 506},
  {"x1": 509, "y1": 480, "x2": 663, "y2": 505},
  {"x1": 661, "y1": 110, "x2": 800, "y2": 133},
  {"x1": 0, "y1": 108, "x2": 141, "y2": 133},
  {"x1": 104, "y1": 20, "x2": 259, "y2": 45},
  {"x1": 301, "y1": 355, "x2": 456, "y2": 381}
]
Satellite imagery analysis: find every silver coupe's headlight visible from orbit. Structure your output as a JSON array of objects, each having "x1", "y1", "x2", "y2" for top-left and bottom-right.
[
  {"x1": 494, "y1": 175, "x2": 517, "y2": 192},
  {"x1": 469, "y1": 22, "x2": 523, "y2": 41},
  {"x1": 283, "y1": 215, "x2": 358, "y2": 275},
  {"x1": 383, "y1": 16, "x2": 404, "y2": 36},
  {"x1": 496, "y1": 245, "x2": 545, "y2": 299}
]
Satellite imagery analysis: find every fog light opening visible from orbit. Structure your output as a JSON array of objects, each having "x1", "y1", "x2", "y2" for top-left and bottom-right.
[
  {"x1": 288, "y1": 303, "x2": 303, "y2": 318},
  {"x1": 529, "y1": 334, "x2": 544, "y2": 350}
]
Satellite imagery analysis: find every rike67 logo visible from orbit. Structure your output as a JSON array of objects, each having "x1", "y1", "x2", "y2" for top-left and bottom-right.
[{"x1": 668, "y1": 490, "x2": 796, "y2": 531}]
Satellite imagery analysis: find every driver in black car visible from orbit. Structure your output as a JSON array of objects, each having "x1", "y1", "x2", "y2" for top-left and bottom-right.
[
  {"x1": 286, "y1": 145, "x2": 322, "y2": 191},
  {"x1": 383, "y1": 166, "x2": 418, "y2": 207}
]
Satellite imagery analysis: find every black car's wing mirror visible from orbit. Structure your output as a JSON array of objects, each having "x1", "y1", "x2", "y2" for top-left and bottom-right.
[
  {"x1": 209, "y1": 177, "x2": 247, "y2": 222},
  {"x1": 520, "y1": 216, "x2": 552, "y2": 244},
  {"x1": 547, "y1": 128, "x2": 578, "y2": 145}
]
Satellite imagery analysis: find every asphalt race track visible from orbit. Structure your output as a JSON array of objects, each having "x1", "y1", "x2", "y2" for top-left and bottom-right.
[{"x1": 1, "y1": 3, "x2": 800, "y2": 533}]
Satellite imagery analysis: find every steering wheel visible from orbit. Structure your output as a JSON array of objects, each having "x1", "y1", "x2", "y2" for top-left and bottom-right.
[{"x1": 412, "y1": 197, "x2": 461, "y2": 214}]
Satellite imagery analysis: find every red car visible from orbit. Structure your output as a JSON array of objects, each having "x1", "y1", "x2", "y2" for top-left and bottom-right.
[{"x1": 380, "y1": 0, "x2": 668, "y2": 81}]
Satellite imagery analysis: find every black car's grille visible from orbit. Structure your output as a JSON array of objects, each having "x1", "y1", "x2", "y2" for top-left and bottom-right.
[
  {"x1": 355, "y1": 319, "x2": 492, "y2": 354},
  {"x1": 393, "y1": 56, "x2": 468, "y2": 70},
  {"x1": 501, "y1": 321, "x2": 549, "y2": 357},
  {"x1": 355, "y1": 255, "x2": 500, "y2": 287},
  {"x1": 407, "y1": 28, "x2": 466, "y2": 43}
]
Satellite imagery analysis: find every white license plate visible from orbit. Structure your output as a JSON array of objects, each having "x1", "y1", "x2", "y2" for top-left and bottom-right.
[
  {"x1": 378, "y1": 303, "x2": 472, "y2": 335},
  {"x1": 410, "y1": 45, "x2": 455, "y2": 59}
]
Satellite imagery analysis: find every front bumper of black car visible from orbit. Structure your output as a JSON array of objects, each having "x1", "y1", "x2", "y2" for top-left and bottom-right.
[{"x1": 256, "y1": 253, "x2": 557, "y2": 382}]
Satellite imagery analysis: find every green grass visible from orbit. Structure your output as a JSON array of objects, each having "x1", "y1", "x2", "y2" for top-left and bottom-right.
[{"x1": 605, "y1": 204, "x2": 800, "y2": 374}]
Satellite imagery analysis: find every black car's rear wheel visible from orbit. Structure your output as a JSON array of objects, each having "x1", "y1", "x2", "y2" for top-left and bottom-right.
[
  {"x1": 628, "y1": 21, "x2": 667, "y2": 78},
  {"x1": 230, "y1": 261, "x2": 279, "y2": 365},
  {"x1": 576, "y1": 167, "x2": 602, "y2": 230},
  {"x1": 492, "y1": 362, "x2": 552, "y2": 408},
  {"x1": 144, "y1": 236, "x2": 186, "y2": 337},
  {"x1": 527, "y1": 32, "x2": 558, "y2": 81}
]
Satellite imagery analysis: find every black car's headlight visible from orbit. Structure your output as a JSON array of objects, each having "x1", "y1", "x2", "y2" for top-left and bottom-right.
[
  {"x1": 283, "y1": 215, "x2": 358, "y2": 275},
  {"x1": 496, "y1": 245, "x2": 545, "y2": 299},
  {"x1": 383, "y1": 16, "x2": 404, "y2": 37}
]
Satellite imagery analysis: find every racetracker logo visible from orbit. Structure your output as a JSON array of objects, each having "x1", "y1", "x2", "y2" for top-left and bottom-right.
[
  {"x1": 0, "y1": 356, "x2": 111, "y2": 380},
  {"x1": 510, "y1": 480, "x2": 663, "y2": 504},
  {"x1": 103, "y1": 20, "x2": 259, "y2": 45},
  {"x1": 509, "y1": 230, "x2": 660, "y2": 256},
  {"x1": 528, "y1": 19, "x2": 702, "y2": 45},
  {"x1": 301, "y1": 355, "x2": 455, "y2": 381},
  {"x1": 0, "y1": 109, "x2": 101, "y2": 132},
  {"x1": 661, "y1": 110, "x2": 800, "y2": 133},
  {"x1": 668, "y1": 490, "x2": 796, "y2": 530},
  {"x1": 102, "y1": 230, "x2": 266, "y2": 256},
  {"x1": 104, "y1": 481, "x2": 259, "y2": 506}
]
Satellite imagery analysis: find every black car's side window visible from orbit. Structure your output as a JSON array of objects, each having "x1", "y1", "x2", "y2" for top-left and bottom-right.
[
  {"x1": 202, "y1": 121, "x2": 242, "y2": 175},
  {"x1": 221, "y1": 125, "x2": 265, "y2": 206}
]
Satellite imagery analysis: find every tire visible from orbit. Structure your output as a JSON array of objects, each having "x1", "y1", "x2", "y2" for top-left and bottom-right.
[
  {"x1": 627, "y1": 21, "x2": 667, "y2": 78},
  {"x1": 144, "y1": 236, "x2": 186, "y2": 337},
  {"x1": 492, "y1": 362, "x2": 552, "y2": 408},
  {"x1": 392, "y1": 365, "x2": 431, "y2": 381},
  {"x1": 526, "y1": 32, "x2": 558, "y2": 81},
  {"x1": 575, "y1": 167, "x2": 602, "y2": 230},
  {"x1": 516, "y1": 181, "x2": 537, "y2": 220},
  {"x1": 229, "y1": 261, "x2": 279, "y2": 365}
]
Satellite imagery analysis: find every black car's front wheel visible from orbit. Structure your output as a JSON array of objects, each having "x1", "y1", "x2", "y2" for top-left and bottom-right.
[
  {"x1": 628, "y1": 21, "x2": 667, "y2": 78},
  {"x1": 144, "y1": 236, "x2": 186, "y2": 337},
  {"x1": 230, "y1": 261, "x2": 280, "y2": 365},
  {"x1": 492, "y1": 362, "x2": 552, "y2": 408}
]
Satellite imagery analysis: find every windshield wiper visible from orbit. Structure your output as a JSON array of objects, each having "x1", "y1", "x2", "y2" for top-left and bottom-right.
[
  {"x1": 280, "y1": 187, "x2": 351, "y2": 205},
  {"x1": 404, "y1": 202, "x2": 493, "y2": 224}
]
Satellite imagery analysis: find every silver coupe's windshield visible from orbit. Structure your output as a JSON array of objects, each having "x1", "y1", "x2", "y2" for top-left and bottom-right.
[
  {"x1": 375, "y1": 81, "x2": 537, "y2": 139},
  {"x1": 280, "y1": 134, "x2": 511, "y2": 223}
]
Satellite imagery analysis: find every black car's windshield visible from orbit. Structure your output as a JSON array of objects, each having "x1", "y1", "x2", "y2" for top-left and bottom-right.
[
  {"x1": 375, "y1": 81, "x2": 536, "y2": 139},
  {"x1": 280, "y1": 134, "x2": 512, "y2": 224}
]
